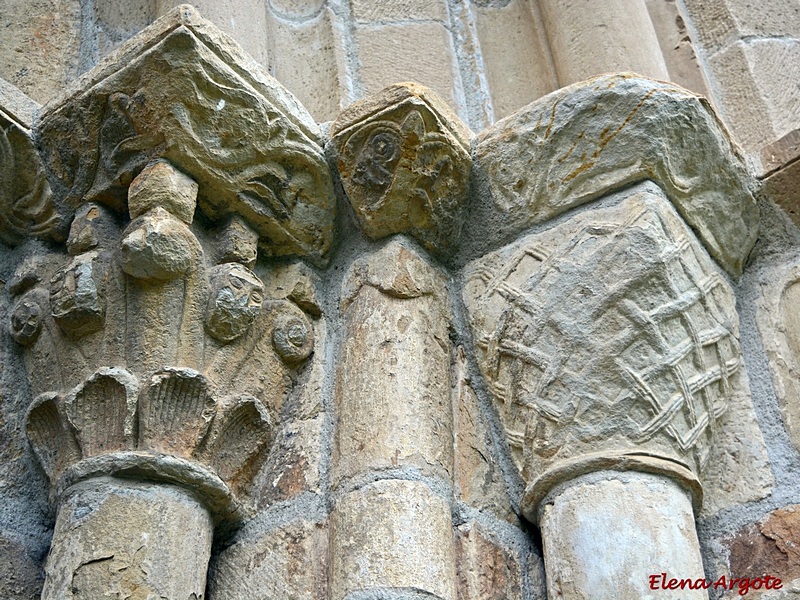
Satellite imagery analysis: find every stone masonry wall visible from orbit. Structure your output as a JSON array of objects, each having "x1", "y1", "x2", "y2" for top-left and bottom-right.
[{"x1": 0, "y1": 2, "x2": 800, "y2": 600}]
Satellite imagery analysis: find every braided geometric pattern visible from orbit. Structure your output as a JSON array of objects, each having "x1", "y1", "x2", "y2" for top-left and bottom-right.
[{"x1": 464, "y1": 192, "x2": 741, "y2": 477}]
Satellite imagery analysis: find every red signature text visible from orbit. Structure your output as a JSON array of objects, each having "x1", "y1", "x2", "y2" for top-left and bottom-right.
[{"x1": 648, "y1": 573, "x2": 782, "y2": 596}]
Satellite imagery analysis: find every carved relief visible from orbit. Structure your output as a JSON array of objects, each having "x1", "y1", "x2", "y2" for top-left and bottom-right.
[
  {"x1": 332, "y1": 83, "x2": 472, "y2": 256},
  {"x1": 463, "y1": 186, "x2": 745, "y2": 516},
  {"x1": 37, "y1": 6, "x2": 336, "y2": 264},
  {"x1": 15, "y1": 157, "x2": 315, "y2": 521},
  {"x1": 49, "y1": 253, "x2": 107, "y2": 338},
  {"x1": 471, "y1": 74, "x2": 758, "y2": 277},
  {"x1": 0, "y1": 84, "x2": 66, "y2": 244},
  {"x1": 5, "y1": 9, "x2": 330, "y2": 599},
  {"x1": 205, "y1": 264, "x2": 265, "y2": 343}
]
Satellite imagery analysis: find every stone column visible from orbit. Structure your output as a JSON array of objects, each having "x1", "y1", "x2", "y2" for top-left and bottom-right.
[
  {"x1": 539, "y1": 472, "x2": 707, "y2": 599},
  {"x1": 465, "y1": 75, "x2": 759, "y2": 598},
  {"x1": 329, "y1": 83, "x2": 472, "y2": 600},
  {"x1": 538, "y1": 0, "x2": 669, "y2": 86},
  {"x1": 8, "y1": 9, "x2": 335, "y2": 598},
  {"x1": 42, "y1": 478, "x2": 213, "y2": 599},
  {"x1": 329, "y1": 240, "x2": 457, "y2": 600}
]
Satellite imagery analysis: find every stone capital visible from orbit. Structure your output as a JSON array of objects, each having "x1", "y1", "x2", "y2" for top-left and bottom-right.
[
  {"x1": 37, "y1": 4, "x2": 336, "y2": 265},
  {"x1": 332, "y1": 83, "x2": 472, "y2": 257}
]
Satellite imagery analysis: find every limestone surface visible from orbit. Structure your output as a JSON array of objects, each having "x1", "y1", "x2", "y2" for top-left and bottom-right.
[
  {"x1": 330, "y1": 479, "x2": 457, "y2": 600},
  {"x1": 756, "y1": 257, "x2": 800, "y2": 454},
  {"x1": 540, "y1": 473, "x2": 706, "y2": 600},
  {"x1": 334, "y1": 240, "x2": 453, "y2": 487},
  {"x1": 470, "y1": 73, "x2": 758, "y2": 277},
  {"x1": 0, "y1": 79, "x2": 67, "y2": 244},
  {"x1": 37, "y1": 5, "x2": 336, "y2": 263},
  {"x1": 456, "y1": 522, "x2": 525, "y2": 600},
  {"x1": 42, "y1": 478, "x2": 213, "y2": 600},
  {"x1": 210, "y1": 518, "x2": 329, "y2": 600},
  {"x1": 463, "y1": 184, "x2": 745, "y2": 512},
  {"x1": 332, "y1": 83, "x2": 472, "y2": 256}
]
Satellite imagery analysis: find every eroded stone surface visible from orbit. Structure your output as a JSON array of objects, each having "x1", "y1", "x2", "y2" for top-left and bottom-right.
[
  {"x1": 330, "y1": 479, "x2": 457, "y2": 600},
  {"x1": 37, "y1": 5, "x2": 336, "y2": 263},
  {"x1": 757, "y1": 256, "x2": 800, "y2": 454},
  {"x1": 209, "y1": 518, "x2": 328, "y2": 600},
  {"x1": 540, "y1": 472, "x2": 706, "y2": 600},
  {"x1": 722, "y1": 505, "x2": 800, "y2": 599},
  {"x1": 453, "y1": 349, "x2": 515, "y2": 523},
  {"x1": 253, "y1": 414, "x2": 324, "y2": 508},
  {"x1": 0, "y1": 79, "x2": 66, "y2": 245},
  {"x1": 334, "y1": 239, "x2": 453, "y2": 487},
  {"x1": 332, "y1": 83, "x2": 472, "y2": 256},
  {"x1": 699, "y1": 370, "x2": 774, "y2": 518},
  {"x1": 127, "y1": 159, "x2": 198, "y2": 223},
  {"x1": 42, "y1": 478, "x2": 213, "y2": 600},
  {"x1": 205, "y1": 264, "x2": 265, "y2": 343},
  {"x1": 463, "y1": 185, "x2": 746, "y2": 513},
  {"x1": 0, "y1": 534, "x2": 44, "y2": 599},
  {"x1": 471, "y1": 74, "x2": 758, "y2": 277},
  {"x1": 456, "y1": 522, "x2": 524, "y2": 600}
]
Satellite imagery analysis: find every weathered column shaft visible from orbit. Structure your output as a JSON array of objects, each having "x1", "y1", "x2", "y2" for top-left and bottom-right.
[
  {"x1": 539, "y1": 472, "x2": 707, "y2": 599},
  {"x1": 42, "y1": 478, "x2": 213, "y2": 600},
  {"x1": 538, "y1": 0, "x2": 669, "y2": 86},
  {"x1": 330, "y1": 240, "x2": 457, "y2": 600}
]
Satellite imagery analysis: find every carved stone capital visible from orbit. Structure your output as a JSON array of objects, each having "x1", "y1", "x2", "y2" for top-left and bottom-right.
[
  {"x1": 463, "y1": 184, "x2": 746, "y2": 519},
  {"x1": 36, "y1": 5, "x2": 336, "y2": 264},
  {"x1": 332, "y1": 83, "x2": 472, "y2": 256},
  {"x1": 470, "y1": 73, "x2": 759, "y2": 277},
  {"x1": 16, "y1": 156, "x2": 317, "y2": 522}
]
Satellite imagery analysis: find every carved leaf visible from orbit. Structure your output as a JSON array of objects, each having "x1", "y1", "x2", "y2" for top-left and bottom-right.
[
  {"x1": 25, "y1": 393, "x2": 80, "y2": 482},
  {"x1": 65, "y1": 369, "x2": 138, "y2": 458},
  {"x1": 138, "y1": 368, "x2": 216, "y2": 457},
  {"x1": 199, "y1": 395, "x2": 273, "y2": 490}
]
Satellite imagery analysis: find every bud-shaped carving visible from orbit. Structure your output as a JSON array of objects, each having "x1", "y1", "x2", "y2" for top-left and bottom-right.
[
  {"x1": 332, "y1": 83, "x2": 472, "y2": 256},
  {"x1": 49, "y1": 252, "x2": 106, "y2": 338},
  {"x1": 120, "y1": 207, "x2": 201, "y2": 281}
]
